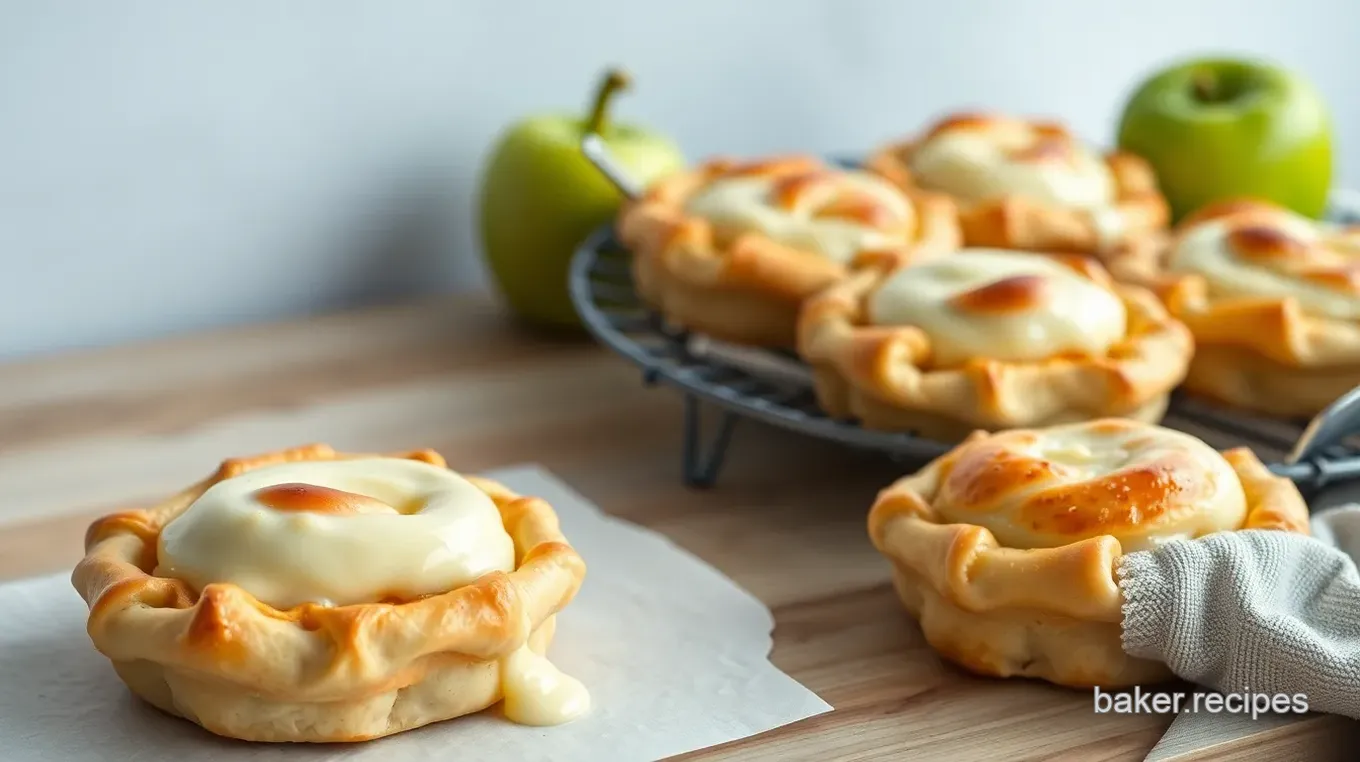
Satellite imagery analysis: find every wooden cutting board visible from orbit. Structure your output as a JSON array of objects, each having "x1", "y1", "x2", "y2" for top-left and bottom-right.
[{"x1": 0, "y1": 294, "x2": 1352, "y2": 760}]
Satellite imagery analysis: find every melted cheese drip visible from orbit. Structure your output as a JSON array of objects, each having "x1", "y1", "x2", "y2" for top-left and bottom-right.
[
  {"x1": 936, "y1": 422, "x2": 1248, "y2": 553},
  {"x1": 1170, "y1": 215, "x2": 1360, "y2": 320},
  {"x1": 683, "y1": 170, "x2": 910, "y2": 263},
  {"x1": 500, "y1": 645, "x2": 592, "y2": 726},
  {"x1": 866, "y1": 249, "x2": 1127, "y2": 366},
  {"x1": 156, "y1": 458, "x2": 516, "y2": 609},
  {"x1": 910, "y1": 129, "x2": 1116, "y2": 210}
]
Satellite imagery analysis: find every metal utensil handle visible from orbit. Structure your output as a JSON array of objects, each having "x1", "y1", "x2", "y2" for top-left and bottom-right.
[
  {"x1": 581, "y1": 134, "x2": 643, "y2": 200},
  {"x1": 1287, "y1": 384, "x2": 1360, "y2": 464},
  {"x1": 685, "y1": 335, "x2": 815, "y2": 388}
]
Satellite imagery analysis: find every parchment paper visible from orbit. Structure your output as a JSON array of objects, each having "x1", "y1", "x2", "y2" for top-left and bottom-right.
[{"x1": 0, "y1": 464, "x2": 831, "y2": 761}]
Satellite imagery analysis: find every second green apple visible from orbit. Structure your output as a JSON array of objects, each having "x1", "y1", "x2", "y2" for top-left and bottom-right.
[
  {"x1": 1117, "y1": 57, "x2": 1333, "y2": 221},
  {"x1": 478, "y1": 69, "x2": 685, "y2": 331}
]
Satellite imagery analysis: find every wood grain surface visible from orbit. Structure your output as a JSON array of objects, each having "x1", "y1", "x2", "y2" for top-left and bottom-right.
[{"x1": 0, "y1": 294, "x2": 1352, "y2": 761}]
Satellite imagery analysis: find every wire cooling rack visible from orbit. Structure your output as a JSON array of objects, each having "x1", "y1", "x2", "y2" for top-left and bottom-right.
[{"x1": 569, "y1": 207, "x2": 1360, "y2": 493}]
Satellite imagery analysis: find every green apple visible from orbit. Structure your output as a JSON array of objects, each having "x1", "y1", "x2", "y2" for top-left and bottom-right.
[
  {"x1": 478, "y1": 69, "x2": 686, "y2": 331},
  {"x1": 1116, "y1": 56, "x2": 1333, "y2": 221}
]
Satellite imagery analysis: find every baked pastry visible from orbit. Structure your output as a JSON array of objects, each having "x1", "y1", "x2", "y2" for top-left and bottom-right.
[
  {"x1": 1112, "y1": 197, "x2": 1360, "y2": 417},
  {"x1": 797, "y1": 247, "x2": 1193, "y2": 440},
  {"x1": 71, "y1": 444, "x2": 589, "y2": 743},
  {"x1": 868, "y1": 418, "x2": 1310, "y2": 687},
  {"x1": 867, "y1": 113, "x2": 1168, "y2": 257},
  {"x1": 617, "y1": 154, "x2": 962, "y2": 346}
]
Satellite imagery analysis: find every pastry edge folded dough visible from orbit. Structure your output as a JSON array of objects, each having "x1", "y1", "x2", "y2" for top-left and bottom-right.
[
  {"x1": 617, "y1": 156, "x2": 962, "y2": 347},
  {"x1": 867, "y1": 433, "x2": 1310, "y2": 687},
  {"x1": 1106, "y1": 198, "x2": 1360, "y2": 417},
  {"x1": 71, "y1": 444, "x2": 586, "y2": 743},
  {"x1": 866, "y1": 132, "x2": 1168, "y2": 257},
  {"x1": 796, "y1": 257, "x2": 1194, "y2": 440}
]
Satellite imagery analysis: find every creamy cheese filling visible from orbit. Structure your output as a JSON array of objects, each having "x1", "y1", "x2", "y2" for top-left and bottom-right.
[
  {"x1": 683, "y1": 170, "x2": 911, "y2": 263},
  {"x1": 156, "y1": 457, "x2": 592, "y2": 727},
  {"x1": 936, "y1": 422, "x2": 1249, "y2": 553},
  {"x1": 1170, "y1": 216, "x2": 1360, "y2": 321},
  {"x1": 910, "y1": 129, "x2": 1116, "y2": 210},
  {"x1": 912, "y1": 129, "x2": 1125, "y2": 248},
  {"x1": 1089, "y1": 206, "x2": 1129, "y2": 251},
  {"x1": 501, "y1": 644, "x2": 592, "y2": 726},
  {"x1": 156, "y1": 458, "x2": 516, "y2": 609},
  {"x1": 866, "y1": 249, "x2": 1127, "y2": 367}
]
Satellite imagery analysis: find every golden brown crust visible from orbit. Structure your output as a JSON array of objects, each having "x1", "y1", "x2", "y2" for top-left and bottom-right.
[
  {"x1": 71, "y1": 444, "x2": 586, "y2": 743},
  {"x1": 866, "y1": 113, "x2": 1169, "y2": 258},
  {"x1": 796, "y1": 256, "x2": 1194, "y2": 440},
  {"x1": 867, "y1": 424, "x2": 1309, "y2": 687},
  {"x1": 617, "y1": 155, "x2": 962, "y2": 347},
  {"x1": 251, "y1": 482, "x2": 389, "y2": 514},
  {"x1": 1106, "y1": 197, "x2": 1360, "y2": 417}
]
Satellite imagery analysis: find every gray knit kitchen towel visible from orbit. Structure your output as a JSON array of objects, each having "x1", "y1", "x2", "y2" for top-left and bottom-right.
[{"x1": 1118, "y1": 505, "x2": 1360, "y2": 717}]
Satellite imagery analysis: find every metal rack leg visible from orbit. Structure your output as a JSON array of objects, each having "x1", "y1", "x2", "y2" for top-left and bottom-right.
[{"x1": 680, "y1": 394, "x2": 739, "y2": 488}]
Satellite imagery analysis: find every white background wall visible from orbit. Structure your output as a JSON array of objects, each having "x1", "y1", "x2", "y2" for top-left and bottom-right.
[{"x1": 1, "y1": 0, "x2": 1354, "y2": 359}]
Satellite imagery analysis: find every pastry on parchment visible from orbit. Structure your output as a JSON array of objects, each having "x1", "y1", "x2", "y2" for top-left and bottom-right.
[{"x1": 72, "y1": 444, "x2": 589, "y2": 742}]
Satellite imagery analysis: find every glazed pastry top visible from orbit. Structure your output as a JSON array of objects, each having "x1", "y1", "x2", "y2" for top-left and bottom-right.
[
  {"x1": 909, "y1": 114, "x2": 1117, "y2": 212},
  {"x1": 932, "y1": 419, "x2": 1248, "y2": 553},
  {"x1": 1170, "y1": 199, "x2": 1360, "y2": 321},
  {"x1": 156, "y1": 458, "x2": 516, "y2": 609},
  {"x1": 867, "y1": 248, "x2": 1128, "y2": 366},
  {"x1": 684, "y1": 157, "x2": 917, "y2": 263}
]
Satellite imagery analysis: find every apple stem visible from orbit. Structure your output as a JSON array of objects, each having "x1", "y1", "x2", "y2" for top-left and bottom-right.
[
  {"x1": 585, "y1": 68, "x2": 632, "y2": 136},
  {"x1": 1191, "y1": 69, "x2": 1217, "y2": 103}
]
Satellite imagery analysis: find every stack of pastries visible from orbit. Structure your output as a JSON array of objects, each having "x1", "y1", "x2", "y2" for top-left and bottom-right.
[
  {"x1": 615, "y1": 109, "x2": 1331, "y2": 689},
  {"x1": 618, "y1": 155, "x2": 960, "y2": 346},
  {"x1": 619, "y1": 109, "x2": 1357, "y2": 423}
]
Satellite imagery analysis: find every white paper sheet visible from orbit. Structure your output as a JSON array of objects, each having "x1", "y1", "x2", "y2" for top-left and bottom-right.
[{"x1": 0, "y1": 464, "x2": 831, "y2": 762}]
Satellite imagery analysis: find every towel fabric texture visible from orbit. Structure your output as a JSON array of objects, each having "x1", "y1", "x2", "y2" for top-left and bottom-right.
[{"x1": 1118, "y1": 502, "x2": 1360, "y2": 717}]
